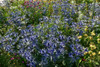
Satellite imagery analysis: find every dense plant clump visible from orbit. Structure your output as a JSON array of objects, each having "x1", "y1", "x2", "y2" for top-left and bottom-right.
[{"x1": 0, "y1": 0, "x2": 100, "y2": 67}]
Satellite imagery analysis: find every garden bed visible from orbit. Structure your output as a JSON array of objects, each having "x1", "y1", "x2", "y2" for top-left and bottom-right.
[{"x1": 0, "y1": 0, "x2": 100, "y2": 67}]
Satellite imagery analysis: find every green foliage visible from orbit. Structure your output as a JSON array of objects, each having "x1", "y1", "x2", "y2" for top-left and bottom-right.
[
  {"x1": 0, "y1": 49, "x2": 27, "y2": 67},
  {"x1": 0, "y1": 6, "x2": 9, "y2": 36}
]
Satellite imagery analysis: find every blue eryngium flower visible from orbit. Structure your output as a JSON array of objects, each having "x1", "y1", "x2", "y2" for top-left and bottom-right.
[
  {"x1": 68, "y1": 52, "x2": 73, "y2": 58},
  {"x1": 79, "y1": 30, "x2": 83, "y2": 35},
  {"x1": 69, "y1": 43, "x2": 87, "y2": 63}
]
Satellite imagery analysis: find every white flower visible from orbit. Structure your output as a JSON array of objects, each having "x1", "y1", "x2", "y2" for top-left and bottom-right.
[{"x1": 0, "y1": 0, "x2": 7, "y2": 6}]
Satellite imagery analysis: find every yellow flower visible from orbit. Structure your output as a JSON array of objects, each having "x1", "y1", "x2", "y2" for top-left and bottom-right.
[
  {"x1": 7, "y1": 53, "x2": 10, "y2": 56},
  {"x1": 90, "y1": 44, "x2": 96, "y2": 50},
  {"x1": 89, "y1": 36, "x2": 92, "y2": 40},
  {"x1": 84, "y1": 52, "x2": 88, "y2": 55},
  {"x1": 91, "y1": 31, "x2": 95, "y2": 36},
  {"x1": 97, "y1": 38, "x2": 100, "y2": 43},
  {"x1": 84, "y1": 28, "x2": 87, "y2": 31},
  {"x1": 21, "y1": 18, "x2": 23, "y2": 21},
  {"x1": 98, "y1": 51, "x2": 100, "y2": 54},
  {"x1": 84, "y1": 26, "x2": 88, "y2": 31},
  {"x1": 84, "y1": 34, "x2": 88, "y2": 37},
  {"x1": 92, "y1": 52, "x2": 96, "y2": 56},
  {"x1": 90, "y1": 54, "x2": 92, "y2": 56},
  {"x1": 90, "y1": 42, "x2": 94, "y2": 44},
  {"x1": 35, "y1": 11, "x2": 38, "y2": 13},
  {"x1": 88, "y1": 51, "x2": 92, "y2": 54},
  {"x1": 77, "y1": 36, "x2": 82, "y2": 39}
]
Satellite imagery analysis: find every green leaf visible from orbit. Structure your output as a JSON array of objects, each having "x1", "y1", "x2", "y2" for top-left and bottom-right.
[
  {"x1": 79, "y1": 59, "x2": 82, "y2": 64},
  {"x1": 95, "y1": 62, "x2": 99, "y2": 65}
]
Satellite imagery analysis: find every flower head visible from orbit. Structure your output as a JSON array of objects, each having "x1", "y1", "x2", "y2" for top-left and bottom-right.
[
  {"x1": 97, "y1": 38, "x2": 100, "y2": 43},
  {"x1": 82, "y1": 58, "x2": 85, "y2": 61},
  {"x1": 92, "y1": 52, "x2": 96, "y2": 56},
  {"x1": 91, "y1": 30, "x2": 95, "y2": 36},
  {"x1": 98, "y1": 51, "x2": 100, "y2": 55},
  {"x1": 90, "y1": 44, "x2": 96, "y2": 50},
  {"x1": 11, "y1": 57, "x2": 14, "y2": 60},
  {"x1": 77, "y1": 36, "x2": 82, "y2": 39},
  {"x1": 84, "y1": 34, "x2": 88, "y2": 37}
]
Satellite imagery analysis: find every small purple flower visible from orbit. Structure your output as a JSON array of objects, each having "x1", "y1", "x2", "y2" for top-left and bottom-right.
[
  {"x1": 11, "y1": 57, "x2": 14, "y2": 60},
  {"x1": 22, "y1": 61, "x2": 24, "y2": 63}
]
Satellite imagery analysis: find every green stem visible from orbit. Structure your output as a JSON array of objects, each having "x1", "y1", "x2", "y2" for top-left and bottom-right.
[{"x1": 92, "y1": 0, "x2": 96, "y2": 19}]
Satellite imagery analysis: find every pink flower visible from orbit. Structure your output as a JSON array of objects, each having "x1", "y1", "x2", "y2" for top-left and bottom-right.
[
  {"x1": 37, "y1": 2, "x2": 40, "y2": 5},
  {"x1": 31, "y1": 0, "x2": 33, "y2": 3},
  {"x1": 24, "y1": 1, "x2": 27, "y2": 3},
  {"x1": 39, "y1": 6, "x2": 41, "y2": 9},
  {"x1": 82, "y1": 58, "x2": 85, "y2": 61},
  {"x1": 30, "y1": 5, "x2": 33, "y2": 7},
  {"x1": 24, "y1": 3, "x2": 27, "y2": 5},
  {"x1": 11, "y1": 57, "x2": 14, "y2": 60},
  {"x1": 27, "y1": 6, "x2": 29, "y2": 8},
  {"x1": 33, "y1": 6, "x2": 36, "y2": 8},
  {"x1": 27, "y1": 3, "x2": 29, "y2": 5},
  {"x1": 14, "y1": 53, "x2": 16, "y2": 55},
  {"x1": 22, "y1": 61, "x2": 24, "y2": 63}
]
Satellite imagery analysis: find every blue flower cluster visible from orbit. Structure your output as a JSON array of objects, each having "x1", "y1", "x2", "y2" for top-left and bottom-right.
[
  {"x1": 69, "y1": 44, "x2": 88, "y2": 63},
  {"x1": 0, "y1": 0, "x2": 100, "y2": 67},
  {"x1": 0, "y1": 20, "x2": 88, "y2": 67},
  {"x1": 8, "y1": 10, "x2": 28, "y2": 26}
]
